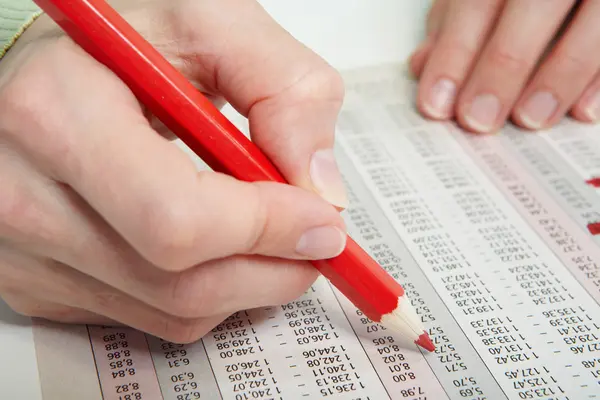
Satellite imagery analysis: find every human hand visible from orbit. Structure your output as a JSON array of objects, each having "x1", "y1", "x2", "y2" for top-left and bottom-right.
[
  {"x1": 0, "y1": 0, "x2": 347, "y2": 343},
  {"x1": 409, "y1": 0, "x2": 600, "y2": 133}
]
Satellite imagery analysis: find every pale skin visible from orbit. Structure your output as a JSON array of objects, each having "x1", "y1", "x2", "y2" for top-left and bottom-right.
[
  {"x1": 410, "y1": 0, "x2": 600, "y2": 133},
  {"x1": 0, "y1": 0, "x2": 349, "y2": 343},
  {"x1": 0, "y1": 0, "x2": 597, "y2": 344}
]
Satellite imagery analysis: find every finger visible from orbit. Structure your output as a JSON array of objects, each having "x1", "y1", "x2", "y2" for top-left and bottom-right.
[
  {"x1": 0, "y1": 222, "x2": 318, "y2": 319},
  {"x1": 0, "y1": 248, "x2": 306, "y2": 343},
  {"x1": 409, "y1": 0, "x2": 449, "y2": 79},
  {"x1": 571, "y1": 70, "x2": 600, "y2": 123},
  {"x1": 157, "y1": 0, "x2": 347, "y2": 208},
  {"x1": 0, "y1": 140, "x2": 73, "y2": 256},
  {"x1": 0, "y1": 159, "x2": 323, "y2": 317},
  {"x1": 455, "y1": 0, "x2": 576, "y2": 133},
  {"x1": 2, "y1": 273, "x2": 226, "y2": 344},
  {"x1": 426, "y1": 0, "x2": 449, "y2": 36},
  {"x1": 512, "y1": 1, "x2": 600, "y2": 129},
  {"x1": 409, "y1": 40, "x2": 434, "y2": 80},
  {"x1": 1, "y1": 41, "x2": 346, "y2": 272},
  {"x1": 416, "y1": 0, "x2": 504, "y2": 120},
  {"x1": 1, "y1": 290, "x2": 116, "y2": 325},
  {"x1": 0, "y1": 134, "x2": 321, "y2": 319}
]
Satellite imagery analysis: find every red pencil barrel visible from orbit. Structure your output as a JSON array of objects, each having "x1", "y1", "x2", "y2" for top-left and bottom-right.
[
  {"x1": 312, "y1": 238, "x2": 403, "y2": 322},
  {"x1": 34, "y1": 0, "x2": 406, "y2": 327}
]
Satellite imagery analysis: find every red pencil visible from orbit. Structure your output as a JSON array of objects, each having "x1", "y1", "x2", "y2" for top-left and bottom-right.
[{"x1": 33, "y1": 0, "x2": 434, "y2": 352}]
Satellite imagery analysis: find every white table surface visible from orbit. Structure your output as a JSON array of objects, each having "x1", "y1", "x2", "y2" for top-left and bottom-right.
[
  {"x1": 258, "y1": 0, "x2": 430, "y2": 71},
  {"x1": 0, "y1": 1, "x2": 430, "y2": 397}
]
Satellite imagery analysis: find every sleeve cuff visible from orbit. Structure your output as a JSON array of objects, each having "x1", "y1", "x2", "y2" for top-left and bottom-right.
[{"x1": 0, "y1": 0, "x2": 42, "y2": 60}]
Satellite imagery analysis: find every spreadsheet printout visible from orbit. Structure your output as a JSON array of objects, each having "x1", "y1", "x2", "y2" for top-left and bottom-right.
[{"x1": 20, "y1": 64, "x2": 600, "y2": 399}]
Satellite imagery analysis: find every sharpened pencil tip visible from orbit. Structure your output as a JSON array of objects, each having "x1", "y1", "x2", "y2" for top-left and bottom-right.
[{"x1": 415, "y1": 332, "x2": 435, "y2": 352}]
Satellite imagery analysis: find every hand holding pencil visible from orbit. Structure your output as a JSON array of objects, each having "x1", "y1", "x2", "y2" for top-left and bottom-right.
[{"x1": 0, "y1": 0, "x2": 432, "y2": 351}]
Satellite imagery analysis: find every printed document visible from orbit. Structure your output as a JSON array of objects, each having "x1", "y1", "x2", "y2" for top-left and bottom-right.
[{"x1": 6, "y1": 64, "x2": 600, "y2": 399}]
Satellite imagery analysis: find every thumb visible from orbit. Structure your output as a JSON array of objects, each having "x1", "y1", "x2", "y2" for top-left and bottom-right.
[{"x1": 142, "y1": 0, "x2": 349, "y2": 209}]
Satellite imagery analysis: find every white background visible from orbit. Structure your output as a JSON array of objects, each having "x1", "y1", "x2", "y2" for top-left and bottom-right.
[
  {"x1": 259, "y1": 0, "x2": 430, "y2": 70},
  {"x1": 0, "y1": 1, "x2": 430, "y2": 398}
]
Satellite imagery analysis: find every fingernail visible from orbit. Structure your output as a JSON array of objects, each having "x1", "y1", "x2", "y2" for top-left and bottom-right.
[
  {"x1": 296, "y1": 226, "x2": 346, "y2": 259},
  {"x1": 310, "y1": 149, "x2": 348, "y2": 209},
  {"x1": 584, "y1": 90, "x2": 600, "y2": 121},
  {"x1": 519, "y1": 91, "x2": 558, "y2": 129},
  {"x1": 425, "y1": 78, "x2": 456, "y2": 118},
  {"x1": 464, "y1": 93, "x2": 500, "y2": 132}
]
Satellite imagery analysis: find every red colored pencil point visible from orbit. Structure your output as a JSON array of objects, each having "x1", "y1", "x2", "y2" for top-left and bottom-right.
[
  {"x1": 588, "y1": 222, "x2": 600, "y2": 235},
  {"x1": 34, "y1": 0, "x2": 429, "y2": 350},
  {"x1": 586, "y1": 177, "x2": 600, "y2": 188},
  {"x1": 415, "y1": 332, "x2": 435, "y2": 352}
]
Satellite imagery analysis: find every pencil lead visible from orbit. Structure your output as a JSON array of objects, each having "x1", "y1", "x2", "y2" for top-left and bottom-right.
[
  {"x1": 415, "y1": 332, "x2": 435, "y2": 352},
  {"x1": 380, "y1": 296, "x2": 435, "y2": 352}
]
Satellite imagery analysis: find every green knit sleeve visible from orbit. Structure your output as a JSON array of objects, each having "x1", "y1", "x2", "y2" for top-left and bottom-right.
[{"x1": 0, "y1": 0, "x2": 42, "y2": 60}]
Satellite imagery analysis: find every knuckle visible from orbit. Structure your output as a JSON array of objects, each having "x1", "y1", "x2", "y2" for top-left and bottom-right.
[
  {"x1": 485, "y1": 46, "x2": 530, "y2": 74},
  {"x1": 137, "y1": 199, "x2": 199, "y2": 270},
  {"x1": 0, "y1": 182, "x2": 68, "y2": 258},
  {"x1": 441, "y1": 38, "x2": 476, "y2": 60},
  {"x1": 159, "y1": 316, "x2": 207, "y2": 344},
  {"x1": 286, "y1": 64, "x2": 345, "y2": 108},
  {"x1": 165, "y1": 271, "x2": 214, "y2": 319},
  {"x1": 553, "y1": 50, "x2": 594, "y2": 78},
  {"x1": 92, "y1": 289, "x2": 128, "y2": 312},
  {"x1": 0, "y1": 180, "x2": 38, "y2": 239},
  {"x1": 0, "y1": 39, "x2": 79, "y2": 174},
  {"x1": 0, "y1": 71, "x2": 47, "y2": 135},
  {"x1": 470, "y1": 0, "x2": 503, "y2": 14},
  {"x1": 244, "y1": 183, "x2": 271, "y2": 254},
  {"x1": 0, "y1": 39, "x2": 68, "y2": 120}
]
